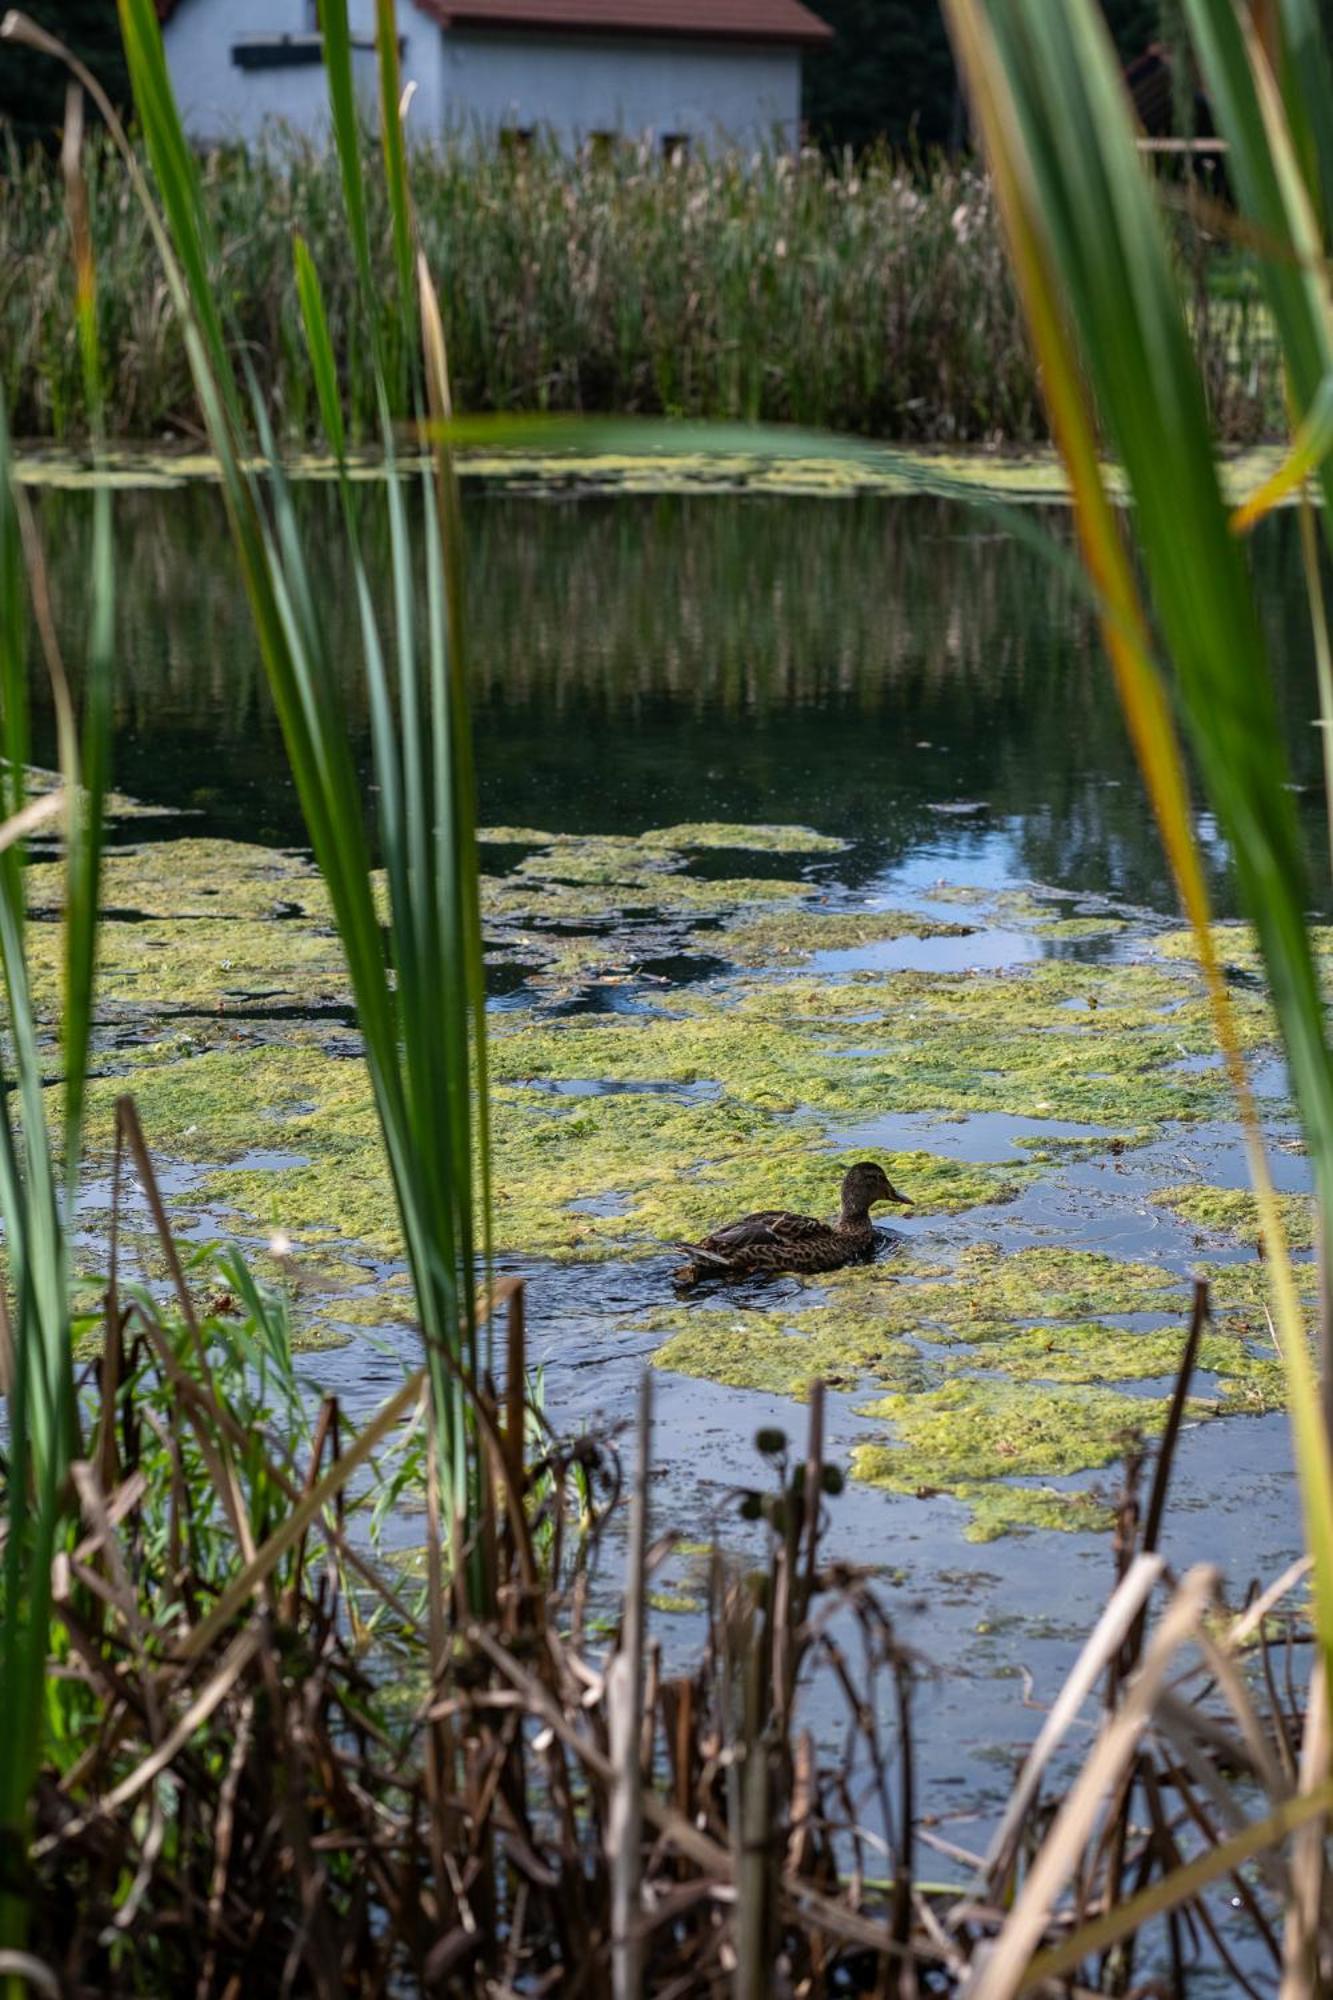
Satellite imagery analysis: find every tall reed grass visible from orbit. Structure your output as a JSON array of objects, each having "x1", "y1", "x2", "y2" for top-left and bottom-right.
[
  {"x1": 93, "y1": 0, "x2": 500, "y2": 1622},
  {"x1": 937, "y1": 0, "x2": 1333, "y2": 1985},
  {"x1": 0, "y1": 80, "x2": 111, "y2": 1980},
  {"x1": 0, "y1": 121, "x2": 1284, "y2": 447}
]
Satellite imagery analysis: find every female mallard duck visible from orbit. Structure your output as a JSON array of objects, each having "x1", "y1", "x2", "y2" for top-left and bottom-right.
[{"x1": 673, "y1": 1161, "x2": 911, "y2": 1286}]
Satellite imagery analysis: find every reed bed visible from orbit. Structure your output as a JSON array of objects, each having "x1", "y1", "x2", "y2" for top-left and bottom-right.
[
  {"x1": 21, "y1": 1180, "x2": 1327, "y2": 1996},
  {"x1": 0, "y1": 125, "x2": 1284, "y2": 448}
]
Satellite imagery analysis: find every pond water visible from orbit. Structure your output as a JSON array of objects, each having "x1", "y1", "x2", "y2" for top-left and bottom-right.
[{"x1": 29, "y1": 471, "x2": 1327, "y2": 1846}]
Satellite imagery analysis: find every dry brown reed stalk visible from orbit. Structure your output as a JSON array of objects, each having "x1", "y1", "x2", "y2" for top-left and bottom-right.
[{"x1": 607, "y1": 1372, "x2": 649, "y2": 1999}]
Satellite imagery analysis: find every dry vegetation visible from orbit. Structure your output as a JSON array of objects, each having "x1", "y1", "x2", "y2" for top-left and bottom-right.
[{"x1": 0, "y1": 128, "x2": 1283, "y2": 448}]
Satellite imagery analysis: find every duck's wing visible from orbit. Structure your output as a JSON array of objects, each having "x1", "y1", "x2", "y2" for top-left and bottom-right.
[{"x1": 689, "y1": 1209, "x2": 826, "y2": 1257}]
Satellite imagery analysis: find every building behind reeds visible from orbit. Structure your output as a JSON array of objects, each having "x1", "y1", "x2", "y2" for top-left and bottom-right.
[{"x1": 158, "y1": 0, "x2": 832, "y2": 152}]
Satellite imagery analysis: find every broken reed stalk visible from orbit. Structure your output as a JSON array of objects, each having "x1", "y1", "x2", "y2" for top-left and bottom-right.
[
  {"x1": 737, "y1": 1673, "x2": 771, "y2": 2000},
  {"x1": 608, "y1": 1372, "x2": 650, "y2": 2000},
  {"x1": 1097, "y1": 1277, "x2": 1209, "y2": 1983},
  {"x1": 1282, "y1": 1660, "x2": 1328, "y2": 2000}
]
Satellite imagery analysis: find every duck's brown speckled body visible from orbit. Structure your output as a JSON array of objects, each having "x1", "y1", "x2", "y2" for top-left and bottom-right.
[{"x1": 673, "y1": 1162, "x2": 911, "y2": 1286}]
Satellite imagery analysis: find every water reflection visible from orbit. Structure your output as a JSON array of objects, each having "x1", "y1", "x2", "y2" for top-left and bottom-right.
[{"x1": 29, "y1": 477, "x2": 1326, "y2": 915}]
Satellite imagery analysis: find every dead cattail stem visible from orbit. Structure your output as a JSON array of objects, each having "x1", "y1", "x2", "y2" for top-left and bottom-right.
[
  {"x1": 1282, "y1": 1661, "x2": 1329, "y2": 2000},
  {"x1": 504, "y1": 1280, "x2": 526, "y2": 1502},
  {"x1": 608, "y1": 1370, "x2": 650, "y2": 2000}
]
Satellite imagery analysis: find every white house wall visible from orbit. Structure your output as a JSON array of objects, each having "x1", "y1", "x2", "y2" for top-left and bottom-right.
[
  {"x1": 163, "y1": 0, "x2": 418, "y2": 146},
  {"x1": 163, "y1": 0, "x2": 803, "y2": 152},
  {"x1": 440, "y1": 30, "x2": 802, "y2": 151}
]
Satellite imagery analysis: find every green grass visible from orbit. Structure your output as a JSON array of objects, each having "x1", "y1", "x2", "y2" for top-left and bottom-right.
[{"x1": 0, "y1": 121, "x2": 1285, "y2": 447}]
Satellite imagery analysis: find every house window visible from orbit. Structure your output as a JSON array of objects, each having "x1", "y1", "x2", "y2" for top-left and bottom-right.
[
  {"x1": 661, "y1": 133, "x2": 690, "y2": 165},
  {"x1": 231, "y1": 36, "x2": 326, "y2": 70}
]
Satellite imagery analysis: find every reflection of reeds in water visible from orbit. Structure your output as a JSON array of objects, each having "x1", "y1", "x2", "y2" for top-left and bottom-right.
[
  {"x1": 39, "y1": 483, "x2": 1101, "y2": 711},
  {"x1": 35, "y1": 478, "x2": 1322, "y2": 722},
  {"x1": 32, "y1": 481, "x2": 1328, "y2": 914},
  {"x1": 1, "y1": 122, "x2": 1284, "y2": 448}
]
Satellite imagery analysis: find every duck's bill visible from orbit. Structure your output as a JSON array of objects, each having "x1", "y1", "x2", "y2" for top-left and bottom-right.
[{"x1": 889, "y1": 1190, "x2": 912, "y2": 1205}]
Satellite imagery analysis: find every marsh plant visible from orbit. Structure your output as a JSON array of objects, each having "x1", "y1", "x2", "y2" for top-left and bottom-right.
[
  {"x1": 934, "y1": 0, "x2": 1333, "y2": 1985},
  {"x1": 1, "y1": 114, "x2": 1284, "y2": 449}
]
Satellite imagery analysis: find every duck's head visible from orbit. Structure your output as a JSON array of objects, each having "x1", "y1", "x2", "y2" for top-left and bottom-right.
[{"x1": 842, "y1": 1161, "x2": 912, "y2": 1214}]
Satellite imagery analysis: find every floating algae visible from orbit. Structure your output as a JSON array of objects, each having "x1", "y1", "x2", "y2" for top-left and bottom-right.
[
  {"x1": 1027, "y1": 915, "x2": 1130, "y2": 940},
  {"x1": 950, "y1": 1485, "x2": 1114, "y2": 1541},
  {"x1": 506, "y1": 837, "x2": 685, "y2": 887},
  {"x1": 28, "y1": 839, "x2": 334, "y2": 923},
  {"x1": 650, "y1": 1249, "x2": 1193, "y2": 1386},
  {"x1": 647, "y1": 1245, "x2": 1290, "y2": 1536},
  {"x1": 936, "y1": 1244, "x2": 1188, "y2": 1321},
  {"x1": 484, "y1": 868, "x2": 814, "y2": 924},
  {"x1": 955, "y1": 1320, "x2": 1245, "y2": 1384},
  {"x1": 647, "y1": 1299, "x2": 932, "y2": 1397},
  {"x1": 59, "y1": 833, "x2": 1289, "y2": 1282},
  {"x1": 20, "y1": 812, "x2": 1311, "y2": 1537},
  {"x1": 853, "y1": 1377, "x2": 1169, "y2": 1504},
  {"x1": 15, "y1": 444, "x2": 1089, "y2": 501},
  {"x1": 1214, "y1": 1357, "x2": 1290, "y2": 1413},
  {"x1": 12, "y1": 443, "x2": 1301, "y2": 511},
  {"x1": 1151, "y1": 1183, "x2": 1315, "y2": 1249},
  {"x1": 87, "y1": 1037, "x2": 1023, "y2": 1265},
  {"x1": 489, "y1": 952, "x2": 1270, "y2": 1134},
  {"x1": 721, "y1": 908, "x2": 975, "y2": 966},
  {"x1": 646, "y1": 1290, "x2": 1230, "y2": 1398},
  {"x1": 636, "y1": 822, "x2": 848, "y2": 854}
]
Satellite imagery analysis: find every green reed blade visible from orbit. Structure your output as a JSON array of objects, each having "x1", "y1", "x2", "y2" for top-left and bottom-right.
[
  {"x1": 293, "y1": 235, "x2": 346, "y2": 462},
  {"x1": 1275, "y1": 0, "x2": 1333, "y2": 237},
  {"x1": 0, "y1": 127, "x2": 109, "y2": 1957},
  {"x1": 116, "y1": 0, "x2": 233, "y2": 415},
  {"x1": 317, "y1": 0, "x2": 378, "y2": 375},
  {"x1": 115, "y1": 0, "x2": 490, "y2": 1596},
  {"x1": 944, "y1": 0, "x2": 1333, "y2": 1687},
  {"x1": 374, "y1": 0, "x2": 416, "y2": 390}
]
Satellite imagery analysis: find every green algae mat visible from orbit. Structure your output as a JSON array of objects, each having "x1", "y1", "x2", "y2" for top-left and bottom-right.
[
  {"x1": 9, "y1": 443, "x2": 1300, "y2": 511},
  {"x1": 31, "y1": 808, "x2": 1311, "y2": 1541}
]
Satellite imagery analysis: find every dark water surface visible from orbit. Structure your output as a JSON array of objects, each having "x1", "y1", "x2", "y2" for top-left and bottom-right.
[
  {"x1": 31, "y1": 478, "x2": 1323, "y2": 1867},
  {"x1": 31, "y1": 479, "x2": 1332, "y2": 914}
]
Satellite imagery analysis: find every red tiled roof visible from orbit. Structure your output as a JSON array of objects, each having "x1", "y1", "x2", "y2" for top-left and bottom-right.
[
  {"x1": 156, "y1": 0, "x2": 832, "y2": 43},
  {"x1": 421, "y1": 0, "x2": 831, "y2": 43}
]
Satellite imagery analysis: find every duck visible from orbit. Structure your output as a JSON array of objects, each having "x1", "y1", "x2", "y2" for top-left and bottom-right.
[{"x1": 673, "y1": 1161, "x2": 911, "y2": 1287}]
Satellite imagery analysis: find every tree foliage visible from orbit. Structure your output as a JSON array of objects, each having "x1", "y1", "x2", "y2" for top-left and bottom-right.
[
  {"x1": 803, "y1": 0, "x2": 1172, "y2": 153},
  {"x1": 0, "y1": 2, "x2": 132, "y2": 149}
]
